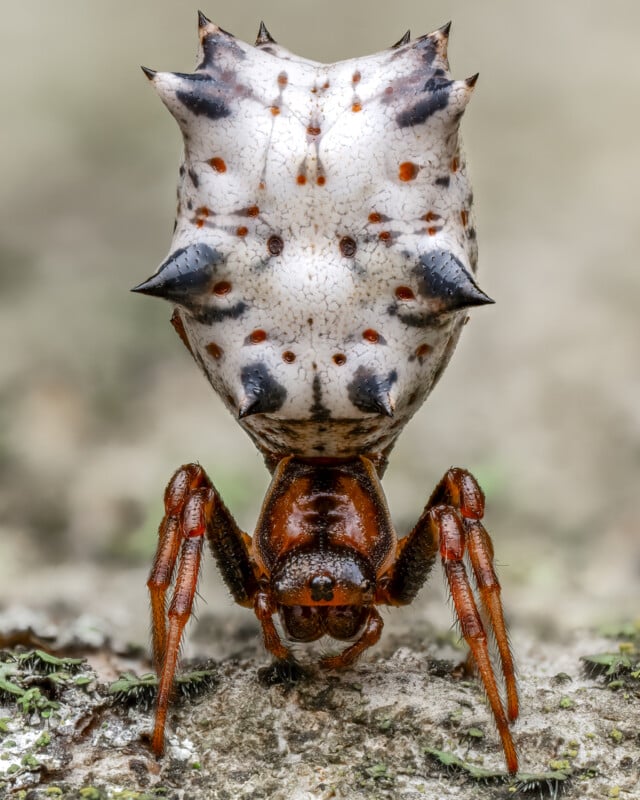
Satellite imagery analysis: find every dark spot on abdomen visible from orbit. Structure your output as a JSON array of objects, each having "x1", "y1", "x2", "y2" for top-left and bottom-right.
[
  {"x1": 347, "y1": 367, "x2": 397, "y2": 416},
  {"x1": 238, "y1": 362, "x2": 287, "y2": 418},
  {"x1": 397, "y1": 91, "x2": 449, "y2": 128},
  {"x1": 176, "y1": 89, "x2": 231, "y2": 121}
]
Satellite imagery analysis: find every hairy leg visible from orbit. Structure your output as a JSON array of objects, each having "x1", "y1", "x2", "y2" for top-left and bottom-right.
[{"x1": 147, "y1": 464, "x2": 257, "y2": 755}]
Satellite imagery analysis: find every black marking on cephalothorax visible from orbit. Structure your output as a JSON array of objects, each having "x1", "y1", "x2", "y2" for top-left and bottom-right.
[
  {"x1": 238, "y1": 362, "x2": 287, "y2": 418},
  {"x1": 308, "y1": 467, "x2": 342, "y2": 550},
  {"x1": 131, "y1": 243, "x2": 225, "y2": 303},
  {"x1": 309, "y1": 375, "x2": 332, "y2": 422},
  {"x1": 413, "y1": 250, "x2": 492, "y2": 313},
  {"x1": 310, "y1": 576, "x2": 334, "y2": 602},
  {"x1": 347, "y1": 367, "x2": 397, "y2": 417}
]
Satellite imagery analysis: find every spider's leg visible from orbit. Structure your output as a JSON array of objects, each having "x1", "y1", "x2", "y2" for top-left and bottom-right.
[
  {"x1": 378, "y1": 467, "x2": 518, "y2": 775},
  {"x1": 433, "y1": 505, "x2": 517, "y2": 774},
  {"x1": 254, "y1": 590, "x2": 292, "y2": 662},
  {"x1": 465, "y1": 517, "x2": 518, "y2": 722},
  {"x1": 148, "y1": 464, "x2": 257, "y2": 756},
  {"x1": 319, "y1": 607, "x2": 384, "y2": 670},
  {"x1": 152, "y1": 486, "x2": 211, "y2": 756},
  {"x1": 147, "y1": 465, "x2": 206, "y2": 672},
  {"x1": 427, "y1": 468, "x2": 518, "y2": 722}
]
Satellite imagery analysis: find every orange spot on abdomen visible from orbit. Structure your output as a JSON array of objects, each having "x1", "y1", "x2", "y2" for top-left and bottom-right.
[
  {"x1": 212, "y1": 281, "x2": 231, "y2": 296},
  {"x1": 206, "y1": 342, "x2": 223, "y2": 359},
  {"x1": 395, "y1": 286, "x2": 415, "y2": 301},
  {"x1": 209, "y1": 157, "x2": 226, "y2": 173},
  {"x1": 399, "y1": 162, "x2": 419, "y2": 182},
  {"x1": 250, "y1": 329, "x2": 267, "y2": 344}
]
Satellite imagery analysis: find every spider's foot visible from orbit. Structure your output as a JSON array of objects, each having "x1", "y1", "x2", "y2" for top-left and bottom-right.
[{"x1": 258, "y1": 658, "x2": 309, "y2": 687}]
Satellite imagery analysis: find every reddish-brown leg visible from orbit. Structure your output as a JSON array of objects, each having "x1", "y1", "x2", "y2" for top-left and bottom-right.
[
  {"x1": 147, "y1": 465, "x2": 206, "y2": 672},
  {"x1": 147, "y1": 464, "x2": 258, "y2": 755},
  {"x1": 432, "y1": 505, "x2": 518, "y2": 774},
  {"x1": 378, "y1": 468, "x2": 518, "y2": 774},
  {"x1": 428, "y1": 469, "x2": 518, "y2": 723},
  {"x1": 320, "y1": 608, "x2": 384, "y2": 670},
  {"x1": 151, "y1": 487, "x2": 211, "y2": 755},
  {"x1": 254, "y1": 590, "x2": 292, "y2": 661}
]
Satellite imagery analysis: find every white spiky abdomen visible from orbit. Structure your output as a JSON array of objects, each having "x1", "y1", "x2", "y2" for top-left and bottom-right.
[{"x1": 135, "y1": 16, "x2": 489, "y2": 462}]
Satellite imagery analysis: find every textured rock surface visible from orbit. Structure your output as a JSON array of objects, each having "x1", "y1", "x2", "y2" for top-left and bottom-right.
[{"x1": 0, "y1": 612, "x2": 638, "y2": 799}]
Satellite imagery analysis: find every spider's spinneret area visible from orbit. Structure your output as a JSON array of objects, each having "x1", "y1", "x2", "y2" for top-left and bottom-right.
[{"x1": 134, "y1": 15, "x2": 491, "y2": 465}]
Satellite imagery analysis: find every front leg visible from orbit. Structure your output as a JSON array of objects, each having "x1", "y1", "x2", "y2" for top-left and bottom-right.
[
  {"x1": 378, "y1": 468, "x2": 519, "y2": 774},
  {"x1": 147, "y1": 464, "x2": 258, "y2": 755}
]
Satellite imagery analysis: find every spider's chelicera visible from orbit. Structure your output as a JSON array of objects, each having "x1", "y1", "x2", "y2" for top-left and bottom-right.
[{"x1": 134, "y1": 13, "x2": 519, "y2": 772}]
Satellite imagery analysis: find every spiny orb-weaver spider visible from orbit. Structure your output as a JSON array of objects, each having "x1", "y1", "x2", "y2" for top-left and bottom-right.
[{"x1": 133, "y1": 13, "x2": 519, "y2": 772}]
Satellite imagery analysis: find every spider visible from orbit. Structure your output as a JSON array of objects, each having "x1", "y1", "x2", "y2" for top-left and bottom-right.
[{"x1": 134, "y1": 13, "x2": 519, "y2": 772}]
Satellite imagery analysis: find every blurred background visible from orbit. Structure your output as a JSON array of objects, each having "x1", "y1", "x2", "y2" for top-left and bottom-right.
[{"x1": 0, "y1": 1, "x2": 638, "y2": 652}]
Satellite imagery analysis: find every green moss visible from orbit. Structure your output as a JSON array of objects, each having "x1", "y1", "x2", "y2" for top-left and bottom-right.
[
  {"x1": 609, "y1": 727, "x2": 624, "y2": 743},
  {"x1": 79, "y1": 788, "x2": 105, "y2": 800},
  {"x1": 17, "y1": 650, "x2": 85, "y2": 675},
  {"x1": 364, "y1": 763, "x2": 389, "y2": 779},
  {"x1": 109, "y1": 667, "x2": 217, "y2": 710},
  {"x1": 17, "y1": 687, "x2": 59, "y2": 716},
  {"x1": 425, "y1": 747, "x2": 573, "y2": 793},
  {"x1": 35, "y1": 730, "x2": 51, "y2": 747},
  {"x1": 424, "y1": 748, "x2": 505, "y2": 780}
]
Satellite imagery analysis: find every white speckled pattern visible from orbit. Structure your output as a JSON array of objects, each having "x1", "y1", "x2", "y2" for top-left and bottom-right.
[{"x1": 135, "y1": 16, "x2": 490, "y2": 463}]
